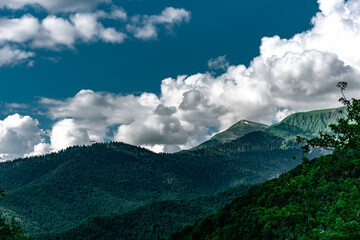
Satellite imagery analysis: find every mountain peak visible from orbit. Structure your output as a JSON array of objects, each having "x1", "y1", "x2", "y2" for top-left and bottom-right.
[{"x1": 191, "y1": 120, "x2": 268, "y2": 150}]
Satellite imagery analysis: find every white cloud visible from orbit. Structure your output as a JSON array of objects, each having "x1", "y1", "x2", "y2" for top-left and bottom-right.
[
  {"x1": 0, "y1": 15, "x2": 40, "y2": 44},
  {"x1": 50, "y1": 119, "x2": 91, "y2": 151},
  {"x1": 0, "y1": 45, "x2": 34, "y2": 67},
  {"x1": 36, "y1": 0, "x2": 360, "y2": 154},
  {"x1": 41, "y1": 90, "x2": 153, "y2": 151},
  {"x1": 151, "y1": 7, "x2": 191, "y2": 25},
  {"x1": 0, "y1": 0, "x2": 110, "y2": 13},
  {"x1": 260, "y1": 0, "x2": 360, "y2": 69},
  {"x1": 208, "y1": 55, "x2": 230, "y2": 70},
  {"x1": 0, "y1": 114, "x2": 46, "y2": 161},
  {"x1": 25, "y1": 143, "x2": 51, "y2": 158},
  {"x1": 33, "y1": 16, "x2": 76, "y2": 48},
  {"x1": 70, "y1": 13, "x2": 99, "y2": 41},
  {"x1": 0, "y1": 13, "x2": 128, "y2": 50},
  {"x1": 100, "y1": 27, "x2": 126, "y2": 43},
  {"x1": 126, "y1": 22, "x2": 158, "y2": 40},
  {"x1": 4, "y1": 0, "x2": 360, "y2": 159},
  {"x1": 0, "y1": 6, "x2": 189, "y2": 65},
  {"x1": 108, "y1": 7, "x2": 128, "y2": 21},
  {"x1": 127, "y1": 7, "x2": 191, "y2": 40},
  {"x1": 70, "y1": 11, "x2": 127, "y2": 43}
]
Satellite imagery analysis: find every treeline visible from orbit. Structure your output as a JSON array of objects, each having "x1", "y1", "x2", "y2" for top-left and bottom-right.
[{"x1": 0, "y1": 133, "x2": 302, "y2": 234}]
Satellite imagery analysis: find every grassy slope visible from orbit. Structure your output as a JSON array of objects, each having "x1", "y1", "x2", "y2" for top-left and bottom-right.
[{"x1": 266, "y1": 108, "x2": 345, "y2": 140}]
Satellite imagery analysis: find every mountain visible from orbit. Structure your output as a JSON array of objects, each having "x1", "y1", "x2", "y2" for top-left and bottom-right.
[
  {"x1": 0, "y1": 143, "x2": 210, "y2": 233},
  {"x1": 0, "y1": 107, "x2": 344, "y2": 236},
  {"x1": 192, "y1": 107, "x2": 344, "y2": 151},
  {"x1": 167, "y1": 152, "x2": 360, "y2": 239},
  {"x1": 37, "y1": 185, "x2": 251, "y2": 240},
  {"x1": 265, "y1": 107, "x2": 345, "y2": 140},
  {"x1": 0, "y1": 134, "x2": 302, "y2": 234},
  {"x1": 193, "y1": 120, "x2": 268, "y2": 149},
  {"x1": 167, "y1": 103, "x2": 359, "y2": 239}
]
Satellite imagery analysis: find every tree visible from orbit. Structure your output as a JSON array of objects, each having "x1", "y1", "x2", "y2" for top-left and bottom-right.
[{"x1": 298, "y1": 81, "x2": 360, "y2": 156}]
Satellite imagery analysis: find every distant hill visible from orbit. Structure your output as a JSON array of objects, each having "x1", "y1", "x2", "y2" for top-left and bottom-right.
[
  {"x1": 0, "y1": 107, "x2": 344, "y2": 236},
  {"x1": 193, "y1": 120, "x2": 268, "y2": 149},
  {"x1": 0, "y1": 138, "x2": 302, "y2": 234},
  {"x1": 0, "y1": 143, "x2": 208, "y2": 233}
]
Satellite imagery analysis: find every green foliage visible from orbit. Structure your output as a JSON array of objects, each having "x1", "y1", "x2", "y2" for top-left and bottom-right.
[
  {"x1": 36, "y1": 185, "x2": 251, "y2": 240},
  {"x1": 167, "y1": 82, "x2": 360, "y2": 240},
  {"x1": 168, "y1": 154, "x2": 360, "y2": 239},
  {"x1": 0, "y1": 217, "x2": 34, "y2": 240},
  {"x1": 0, "y1": 105, "x2": 338, "y2": 237},
  {"x1": 0, "y1": 186, "x2": 33, "y2": 240},
  {"x1": 0, "y1": 136, "x2": 303, "y2": 234},
  {"x1": 301, "y1": 82, "x2": 360, "y2": 155}
]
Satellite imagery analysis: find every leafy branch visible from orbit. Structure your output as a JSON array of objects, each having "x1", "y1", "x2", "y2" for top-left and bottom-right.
[{"x1": 297, "y1": 81, "x2": 360, "y2": 156}]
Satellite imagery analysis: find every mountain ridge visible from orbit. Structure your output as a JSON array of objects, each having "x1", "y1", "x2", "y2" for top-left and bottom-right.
[
  {"x1": 0, "y1": 107, "x2": 345, "y2": 236},
  {"x1": 265, "y1": 107, "x2": 345, "y2": 140},
  {"x1": 190, "y1": 107, "x2": 344, "y2": 151}
]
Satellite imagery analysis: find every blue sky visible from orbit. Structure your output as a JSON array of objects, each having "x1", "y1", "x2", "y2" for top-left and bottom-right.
[
  {"x1": 0, "y1": 0, "x2": 318, "y2": 102},
  {"x1": 0, "y1": 0, "x2": 359, "y2": 159}
]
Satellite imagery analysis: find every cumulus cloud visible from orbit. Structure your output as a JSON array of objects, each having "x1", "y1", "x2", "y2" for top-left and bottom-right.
[
  {"x1": 0, "y1": 6, "x2": 190, "y2": 65},
  {"x1": 0, "y1": 0, "x2": 110, "y2": 13},
  {"x1": 126, "y1": 7, "x2": 191, "y2": 40},
  {"x1": 41, "y1": 90, "x2": 150, "y2": 150},
  {"x1": 0, "y1": 13, "x2": 127, "y2": 50},
  {"x1": 50, "y1": 119, "x2": 91, "y2": 151},
  {"x1": 34, "y1": 0, "x2": 360, "y2": 154},
  {"x1": 70, "y1": 13, "x2": 99, "y2": 41},
  {"x1": 0, "y1": 114, "x2": 47, "y2": 161},
  {"x1": 259, "y1": 0, "x2": 360, "y2": 69},
  {"x1": 33, "y1": 16, "x2": 76, "y2": 48},
  {"x1": 0, "y1": 15, "x2": 40, "y2": 44},
  {"x1": 4, "y1": 0, "x2": 360, "y2": 159},
  {"x1": 44, "y1": 48, "x2": 356, "y2": 153}
]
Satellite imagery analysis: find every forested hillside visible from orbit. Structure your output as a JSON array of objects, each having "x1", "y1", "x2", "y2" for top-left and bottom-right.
[
  {"x1": 0, "y1": 107, "x2": 344, "y2": 237},
  {"x1": 168, "y1": 85, "x2": 360, "y2": 239},
  {"x1": 0, "y1": 134, "x2": 301, "y2": 234},
  {"x1": 168, "y1": 151, "x2": 360, "y2": 239},
  {"x1": 37, "y1": 185, "x2": 251, "y2": 240}
]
